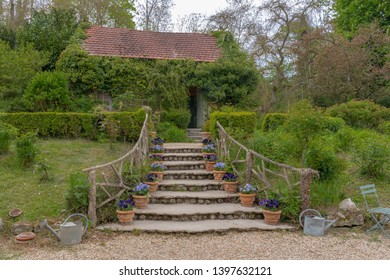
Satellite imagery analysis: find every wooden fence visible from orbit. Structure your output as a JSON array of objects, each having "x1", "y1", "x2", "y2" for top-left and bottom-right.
[
  {"x1": 216, "y1": 121, "x2": 319, "y2": 211},
  {"x1": 83, "y1": 113, "x2": 149, "y2": 227}
]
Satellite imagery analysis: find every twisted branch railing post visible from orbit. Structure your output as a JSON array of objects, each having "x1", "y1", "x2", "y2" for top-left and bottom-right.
[
  {"x1": 84, "y1": 112, "x2": 149, "y2": 227},
  {"x1": 216, "y1": 121, "x2": 319, "y2": 211}
]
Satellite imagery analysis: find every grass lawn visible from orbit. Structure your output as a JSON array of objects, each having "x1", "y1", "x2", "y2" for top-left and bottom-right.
[{"x1": 0, "y1": 139, "x2": 132, "y2": 224}]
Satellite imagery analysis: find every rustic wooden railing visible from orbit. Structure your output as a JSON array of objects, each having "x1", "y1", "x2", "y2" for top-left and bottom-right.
[
  {"x1": 216, "y1": 121, "x2": 319, "y2": 211},
  {"x1": 83, "y1": 113, "x2": 149, "y2": 227}
]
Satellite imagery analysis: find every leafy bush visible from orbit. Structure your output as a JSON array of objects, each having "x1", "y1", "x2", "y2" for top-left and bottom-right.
[
  {"x1": 23, "y1": 71, "x2": 71, "y2": 112},
  {"x1": 202, "y1": 119, "x2": 210, "y2": 132},
  {"x1": 351, "y1": 130, "x2": 389, "y2": 178},
  {"x1": 324, "y1": 117, "x2": 346, "y2": 132},
  {"x1": 160, "y1": 109, "x2": 191, "y2": 129},
  {"x1": 305, "y1": 136, "x2": 344, "y2": 180},
  {"x1": 262, "y1": 113, "x2": 288, "y2": 132},
  {"x1": 335, "y1": 126, "x2": 357, "y2": 152},
  {"x1": 16, "y1": 132, "x2": 38, "y2": 167},
  {"x1": 210, "y1": 111, "x2": 256, "y2": 140},
  {"x1": 157, "y1": 122, "x2": 188, "y2": 142},
  {"x1": 327, "y1": 100, "x2": 390, "y2": 129},
  {"x1": 0, "y1": 122, "x2": 18, "y2": 154},
  {"x1": 378, "y1": 121, "x2": 390, "y2": 134},
  {"x1": 66, "y1": 172, "x2": 89, "y2": 213},
  {"x1": 272, "y1": 185, "x2": 301, "y2": 222}
]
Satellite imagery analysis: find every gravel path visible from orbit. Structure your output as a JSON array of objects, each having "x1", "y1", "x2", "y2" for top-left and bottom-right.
[{"x1": 1, "y1": 228, "x2": 390, "y2": 260}]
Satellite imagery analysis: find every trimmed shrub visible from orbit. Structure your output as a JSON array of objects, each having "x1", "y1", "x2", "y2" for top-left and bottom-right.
[
  {"x1": 210, "y1": 111, "x2": 256, "y2": 140},
  {"x1": 16, "y1": 131, "x2": 38, "y2": 167},
  {"x1": 66, "y1": 172, "x2": 89, "y2": 213},
  {"x1": 335, "y1": 126, "x2": 357, "y2": 152},
  {"x1": 0, "y1": 122, "x2": 18, "y2": 154},
  {"x1": 305, "y1": 136, "x2": 344, "y2": 181},
  {"x1": 351, "y1": 130, "x2": 389, "y2": 178},
  {"x1": 0, "y1": 109, "x2": 146, "y2": 141},
  {"x1": 262, "y1": 113, "x2": 288, "y2": 132},
  {"x1": 160, "y1": 109, "x2": 191, "y2": 129},
  {"x1": 327, "y1": 100, "x2": 390, "y2": 129},
  {"x1": 157, "y1": 122, "x2": 188, "y2": 142}
]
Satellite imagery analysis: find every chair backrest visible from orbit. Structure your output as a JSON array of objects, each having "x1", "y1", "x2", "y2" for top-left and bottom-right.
[{"x1": 360, "y1": 184, "x2": 382, "y2": 210}]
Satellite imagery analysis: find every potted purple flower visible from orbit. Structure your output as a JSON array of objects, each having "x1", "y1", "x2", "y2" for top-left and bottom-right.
[
  {"x1": 150, "y1": 163, "x2": 167, "y2": 180},
  {"x1": 144, "y1": 173, "x2": 159, "y2": 192},
  {"x1": 116, "y1": 197, "x2": 135, "y2": 224},
  {"x1": 202, "y1": 144, "x2": 216, "y2": 156},
  {"x1": 259, "y1": 198, "x2": 282, "y2": 224},
  {"x1": 133, "y1": 182, "x2": 150, "y2": 208},
  {"x1": 222, "y1": 172, "x2": 239, "y2": 193},
  {"x1": 213, "y1": 162, "x2": 227, "y2": 181},
  {"x1": 150, "y1": 144, "x2": 164, "y2": 154},
  {"x1": 239, "y1": 183, "x2": 257, "y2": 207},
  {"x1": 151, "y1": 137, "x2": 164, "y2": 146},
  {"x1": 202, "y1": 138, "x2": 212, "y2": 146},
  {"x1": 149, "y1": 153, "x2": 163, "y2": 163},
  {"x1": 204, "y1": 154, "x2": 217, "y2": 171}
]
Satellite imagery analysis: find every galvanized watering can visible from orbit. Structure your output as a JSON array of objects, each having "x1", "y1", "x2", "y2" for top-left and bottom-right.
[
  {"x1": 299, "y1": 209, "x2": 336, "y2": 237},
  {"x1": 41, "y1": 214, "x2": 88, "y2": 245}
]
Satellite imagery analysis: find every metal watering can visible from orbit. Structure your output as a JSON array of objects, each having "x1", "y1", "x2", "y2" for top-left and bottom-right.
[
  {"x1": 41, "y1": 214, "x2": 88, "y2": 245},
  {"x1": 299, "y1": 209, "x2": 336, "y2": 237}
]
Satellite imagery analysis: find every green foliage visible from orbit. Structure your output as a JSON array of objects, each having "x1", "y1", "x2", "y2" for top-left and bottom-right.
[
  {"x1": 0, "y1": 40, "x2": 47, "y2": 106},
  {"x1": 0, "y1": 109, "x2": 145, "y2": 141},
  {"x1": 377, "y1": 121, "x2": 390, "y2": 134},
  {"x1": 16, "y1": 132, "x2": 38, "y2": 167},
  {"x1": 335, "y1": 126, "x2": 357, "y2": 152},
  {"x1": 19, "y1": 8, "x2": 79, "y2": 70},
  {"x1": 327, "y1": 100, "x2": 390, "y2": 129},
  {"x1": 284, "y1": 100, "x2": 326, "y2": 165},
  {"x1": 156, "y1": 122, "x2": 188, "y2": 142},
  {"x1": 351, "y1": 130, "x2": 389, "y2": 178},
  {"x1": 0, "y1": 122, "x2": 18, "y2": 154},
  {"x1": 311, "y1": 176, "x2": 347, "y2": 207},
  {"x1": 334, "y1": 0, "x2": 390, "y2": 36},
  {"x1": 305, "y1": 135, "x2": 344, "y2": 181},
  {"x1": 210, "y1": 111, "x2": 256, "y2": 140},
  {"x1": 202, "y1": 119, "x2": 210, "y2": 132},
  {"x1": 272, "y1": 185, "x2": 301, "y2": 222},
  {"x1": 324, "y1": 117, "x2": 346, "y2": 132},
  {"x1": 66, "y1": 172, "x2": 89, "y2": 213},
  {"x1": 23, "y1": 71, "x2": 72, "y2": 112},
  {"x1": 262, "y1": 113, "x2": 288, "y2": 132},
  {"x1": 252, "y1": 129, "x2": 300, "y2": 164},
  {"x1": 160, "y1": 109, "x2": 191, "y2": 129}
]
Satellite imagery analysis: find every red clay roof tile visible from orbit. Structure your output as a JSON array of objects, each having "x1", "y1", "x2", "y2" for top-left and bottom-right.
[{"x1": 83, "y1": 26, "x2": 221, "y2": 62}]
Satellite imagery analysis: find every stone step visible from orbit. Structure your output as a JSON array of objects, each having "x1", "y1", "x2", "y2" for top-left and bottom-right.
[
  {"x1": 149, "y1": 191, "x2": 240, "y2": 204},
  {"x1": 158, "y1": 179, "x2": 223, "y2": 191},
  {"x1": 163, "y1": 143, "x2": 203, "y2": 154},
  {"x1": 134, "y1": 203, "x2": 263, "y2": 221},
  {"x1": 162, "y1": 153, "x2": 204, "y2": 161},
  {"x1": 163, "y1": 161, "x2": 205, "y2": 171},
  {"x1": 187, "y1": 128, "x2": 202, "y2": 132},
  {"x1": 164, "y1": 170, "x2": 214, "y2": 180},
  {"x1": 187, "y1": 136, "x2": 203, "y2": 141},
  {"x1": 97, "y1": 220, "x2": 295, "y2": 233}
]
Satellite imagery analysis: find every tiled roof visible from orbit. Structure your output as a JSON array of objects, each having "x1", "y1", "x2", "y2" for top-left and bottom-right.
[{"x1": 83, "y1": 26, "x2": 221, "y2": 62}]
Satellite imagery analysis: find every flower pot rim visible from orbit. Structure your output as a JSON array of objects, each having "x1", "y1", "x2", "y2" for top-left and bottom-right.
[
  {"x1": 262, "y1": 209, "x2": 282, "y2": 214},
  {"x1": 116, "y1": 209, "x2": 135, "y2": 214}
]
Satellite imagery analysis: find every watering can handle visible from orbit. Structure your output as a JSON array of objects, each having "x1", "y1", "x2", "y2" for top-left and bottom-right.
[
  {"x1": 299, "y1": 209, "x2": 322, "y2": 228},
  {"x1": 63, "y1": 213, "x2": 89, "y2": 235}
]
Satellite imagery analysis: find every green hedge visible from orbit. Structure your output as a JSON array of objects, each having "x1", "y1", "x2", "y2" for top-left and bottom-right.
[
  {"x1": 324, "y1": 117, "x2": 346, "y2": 132},
  {"x1": 160, "y1": 109, "x2": 191, "y2": 129},
  {"x1": 210, "y1": 111, "x2": 256, "y2": 139},
  {"x1": 0, "y1": 109, "x2": 146, "y2": 141},
  {"x1": 326, "y1": 100, "x2": 390, "y2": 129},
  {"x1": 262, "y1": 113, "x2": 288, "y2": 131}
]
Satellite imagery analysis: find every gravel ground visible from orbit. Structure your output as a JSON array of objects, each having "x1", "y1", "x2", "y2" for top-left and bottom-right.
[{"x1": 1, "y1": 228, "x2": 390, "y2": 260}]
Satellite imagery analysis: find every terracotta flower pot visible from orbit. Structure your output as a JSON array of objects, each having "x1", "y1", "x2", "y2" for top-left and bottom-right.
[
  {"x1": 213, "y1": 170, "x2": 227, "y2": 181},
  {"x1": 202, "y1": 152, "x2": 216, "y2": 157},
  {"x1": 205, "y1": 161, "x2": 216, "y2": 171},
  {"x1": 239, "y1": 193, "x2": 256, "y2": 207},
  {"x1": 116, "y1": 209, "x2": 135, "y2": 224},
  {"x1": 133, "y1": 195, "x2": 148, "y2": 209},
  {"x1": 149, "y1": 131, "x2": 157, "y2": 138},
  {"x1": 150, "y1": 171, "x2": 164, "y2": 181},
  {"x1": 201, "y1": 132, "x2": 211, "y2": 139},
  {"x1": 223, "y1": 181, "x2": 238, "y2": 193},
  {"x1": 145, "y1": 181, "x2": 159, "y2": 192},
  {"x1": 263, "y1": 209, "x2": 282, "y2": 225}
]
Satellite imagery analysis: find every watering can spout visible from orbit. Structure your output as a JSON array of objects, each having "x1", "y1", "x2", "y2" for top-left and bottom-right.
[
  {"x1": 324, "y1": 219, "x2": 336, "y2": 231},
  {"x1": 41, "y1": 219, "x2": 61, "y2": 241}
]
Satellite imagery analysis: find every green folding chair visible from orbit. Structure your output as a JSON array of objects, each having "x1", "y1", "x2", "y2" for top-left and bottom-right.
[{"x1": 360, "y1": 184, "x2": 390, "y2": 238}]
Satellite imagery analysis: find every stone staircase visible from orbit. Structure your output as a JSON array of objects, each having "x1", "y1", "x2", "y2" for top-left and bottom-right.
[
  {"x1": 187, "y1": 128, "x2": 203, "y2": 143},
  {"x1": 97, "y1": 142, "x2": 294, "y2": 233}
]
